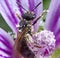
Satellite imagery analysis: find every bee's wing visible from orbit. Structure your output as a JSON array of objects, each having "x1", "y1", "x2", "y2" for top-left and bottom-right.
[{"x1": 14, "y1": 27, "x2": 29, "y2": 51}]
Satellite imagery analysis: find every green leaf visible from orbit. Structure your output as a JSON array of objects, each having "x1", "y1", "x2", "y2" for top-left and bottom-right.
[
  {"x1": 0, "y1": 14, "x2": 12, "y2": 32},
  {"x1": 52, "y1": 48, "x2": 60, "y2": 58},
  {"x1": 38, "y1": 26, "x2": 44, "y2": 32},
  {"x1": 43, "y1": 0, "x2": 51, "y2": 10}
]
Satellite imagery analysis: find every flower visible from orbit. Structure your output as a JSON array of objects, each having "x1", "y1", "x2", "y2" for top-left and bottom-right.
[
  {"x1": 27, "y1": 30, "x2": 56, "y2": 58},
  {"x1": 45, "y1": 0, "x2": 60, "y2": 47},
  {"x1": 0, "y1": 0, "x2": 59, "y2": 58}
]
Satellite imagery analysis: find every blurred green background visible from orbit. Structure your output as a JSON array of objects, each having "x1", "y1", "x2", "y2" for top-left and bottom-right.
[{"x1": 0, "y1": 0, "x2": 60, "y2": 58}]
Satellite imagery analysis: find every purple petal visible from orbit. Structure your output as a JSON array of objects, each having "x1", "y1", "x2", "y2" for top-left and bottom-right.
[
  {"x1": 28, "y1": 0, "x2": 35, "y2": 11},
  {"x1": 16, "y1": 0, "x2": 23, "y2": 14},
  {"x1": 0, "y1": 0, "x2": 19, "y2": 34},
  {"x1": 45, "y1": 0, "x2": 60, "y2": 47},
  {"x1": 0, "y1": 28, "x2": 14, "y2": 57}
]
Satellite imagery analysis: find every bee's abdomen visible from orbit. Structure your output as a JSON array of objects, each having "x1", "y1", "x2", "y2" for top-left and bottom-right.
[{"x1": 17, "y1": 38, "x2": 35, "y2": 58}]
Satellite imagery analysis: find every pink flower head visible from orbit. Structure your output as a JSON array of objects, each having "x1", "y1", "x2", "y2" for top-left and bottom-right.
[{"x1": 27, "y1": 30, "x2": 56, "y2": 57}]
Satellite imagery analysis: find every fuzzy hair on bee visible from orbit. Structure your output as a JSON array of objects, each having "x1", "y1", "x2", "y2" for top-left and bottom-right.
[{"x1": 14, "y1": 1, "x2": 48, "y2": 58}]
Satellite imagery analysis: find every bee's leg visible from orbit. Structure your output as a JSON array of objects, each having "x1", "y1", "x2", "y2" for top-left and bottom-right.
[{"x1": 32, "y1": 10, "x2": 48, "y2": 25}]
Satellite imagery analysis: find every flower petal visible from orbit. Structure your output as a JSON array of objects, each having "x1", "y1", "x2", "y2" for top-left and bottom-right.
[
  {"x1": 0, "y1": 0, "x2": 19, "y2": 34},
  {"x1": 45, "y1": 0, "x2": 60, "y2": 47},
  {"x1": 0, "y1": 28, "x2": 14, "y2": 57}
]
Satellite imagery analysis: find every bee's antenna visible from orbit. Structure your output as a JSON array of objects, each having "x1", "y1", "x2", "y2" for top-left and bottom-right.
[
  {"x1": 32, "y1": 2, "x2": 42, "y2": 11},
  {"x1": 16, "y1": 2, "x2": 28, "y2": 12}
]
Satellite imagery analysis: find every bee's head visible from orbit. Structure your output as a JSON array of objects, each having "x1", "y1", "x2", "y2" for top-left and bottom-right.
[
  {"x1": 22, "y1": 11, "x2": 35, "y2": 21},
  {"x1": 17, "y1": 1, "x2": 41, "y2": 21}
]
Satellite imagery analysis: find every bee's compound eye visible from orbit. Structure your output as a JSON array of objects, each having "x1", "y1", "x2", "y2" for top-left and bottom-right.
[{"x1": 19, "y1": 20, "x2": 27, "y2": 29}]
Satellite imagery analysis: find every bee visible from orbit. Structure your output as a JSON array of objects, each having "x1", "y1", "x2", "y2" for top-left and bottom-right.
[{"x1": 14, "y1": 1, "x2": 47, "y2": 58}]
